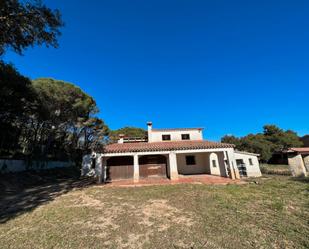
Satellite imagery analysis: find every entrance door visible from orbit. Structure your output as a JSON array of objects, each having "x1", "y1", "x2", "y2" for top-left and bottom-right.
[
  {"x1": 139, "y1": 155, "x2": 167, "y2": 178},
  {"x1": 106, "y1": 156, "x2": 134, "y2": 181},
  {"x1": 236, "y1": 159, "x2": 247, "y2": 177}
]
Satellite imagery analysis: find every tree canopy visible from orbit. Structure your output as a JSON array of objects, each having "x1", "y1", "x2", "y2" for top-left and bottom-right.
[
  {"x1": 301, "y1": 135, "x2": 309, "y2": 147},
  {"x1": 0, "y1": 0, "x2": 63, "y2": 55},
  {"x1": 0, "y1": 1, "x2": 107, "y2": 166},
  {"x1": 109, "y1": 127, "x2": 146, "y2": 142},
  {"x1": 221, "y1": 125, "x2": 303, "y2": 162},
  {"x1": 0, "y1": 61, "x2": 39, "y2": 155},
  {"x1": 0, "y1": 74, "x2": 109, "y2": 164}
]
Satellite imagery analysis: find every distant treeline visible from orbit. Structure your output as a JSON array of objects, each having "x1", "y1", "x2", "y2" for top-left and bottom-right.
[{"x1": 221, "y1": 125, "x2": 304, "y2": 162}]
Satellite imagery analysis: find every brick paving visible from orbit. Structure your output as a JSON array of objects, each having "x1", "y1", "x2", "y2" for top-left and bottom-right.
[{"x1": 103, "y1": 174, "x2": 242, "y2": 187}]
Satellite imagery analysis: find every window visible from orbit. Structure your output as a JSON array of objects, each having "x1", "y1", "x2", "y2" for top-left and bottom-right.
[
  {"x1": 162, "y1": 134, "x2": 171, "y2": 141},
  {"x1": 186, "y1": 156, "x2": 196, "y2": 165},
  {"x1": 91, "y1": 158, "x2": 96, "y2": 169},
  {"x1": 181, "y1": 134, "x2": 190, "y2": 140},
  {"x1": 249, "y1": 158, "x2": 253, "y2": 165},
  {"x1": 212, "y1": 160, "x2": 217, "y2": 167}
]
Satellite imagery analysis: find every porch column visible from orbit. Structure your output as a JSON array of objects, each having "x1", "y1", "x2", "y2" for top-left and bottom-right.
[
  {"x1": 168, "y1": 152, "x2": 179, "y2": 180},
  {"x1": 223, "y1": 151, "x2": 229, "y2": 177},
  {"x1": 226, "y1": 149, "x2": 240, "y2": 179},
  {"x1": 101, "y1": 156, "x2": 107, "y2": 183},
  {"x1": 95, "y1": 154, "x2": 103, "y2": 183},
  {"x1": 133, "y1": 154, "x2": 139, "y2": 182}
]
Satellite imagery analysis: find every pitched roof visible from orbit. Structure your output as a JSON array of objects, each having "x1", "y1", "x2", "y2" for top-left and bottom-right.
[
  {"x1": 288, "y1": 147, "x2": 309, "y2": 153},
  {"x1": 152, "y1": 128, "x2": 203, "y2": 132},
  {"x1": 235, "y1": 150, "x2": 260, "y2": 156},
  {"x1": 104, "y1": 140, "x2": 234, "y2": 153}
]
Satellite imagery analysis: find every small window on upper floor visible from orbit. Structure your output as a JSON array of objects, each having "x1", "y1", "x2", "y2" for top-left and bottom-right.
[
  {"x1": 186, "y1": 155, "x2": 196, "y2": 165},
  {"x1": 249, "y1": 158, "x2": 253, "y2": 165},
  {"x1": 181, "y1": 134, "x2": 190, "y2": 140},
  {"x1": 162, "y1": 134, "x2": 171, "y2": 141}
]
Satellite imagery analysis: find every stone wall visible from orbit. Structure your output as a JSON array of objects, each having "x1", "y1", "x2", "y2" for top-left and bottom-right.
[
  {"x1": 288, "y1": 154, "x2": 307, "y2": 177},
  {"x1": 303, "y1": 155, "x2": 309, "y2": 173},
  {"x1": 0, "y1": 159, "x2": 73, "y2": 173}
]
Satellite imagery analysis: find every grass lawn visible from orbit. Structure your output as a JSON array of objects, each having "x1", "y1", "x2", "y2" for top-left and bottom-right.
[{"x1": 0, "y1": 172, "x2": 308, "y2": 249}]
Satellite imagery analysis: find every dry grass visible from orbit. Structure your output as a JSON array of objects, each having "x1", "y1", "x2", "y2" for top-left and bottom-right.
[
  {"x1": 260, "y1": 164, "x2": 291, "y2": 175},
  {"x1": 0, "y1": 175, "x2": 308, "y2": 249}
]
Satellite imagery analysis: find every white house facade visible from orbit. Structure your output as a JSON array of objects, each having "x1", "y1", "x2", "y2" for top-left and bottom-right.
[
  {"x1": 86, "y1": 122, "x2": 262, "y2": 183},
  {"x1": 234, "y1": 151, "x2": 262, "y2": 177}
]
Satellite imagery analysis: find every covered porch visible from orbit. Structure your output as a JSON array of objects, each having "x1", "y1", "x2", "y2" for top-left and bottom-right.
[
  {"x1": 103, "y1": 174, "x2": 240, "y2": 187},
  {"x1": 96, "y1": 148, "x2": 240, "y2": 183}
]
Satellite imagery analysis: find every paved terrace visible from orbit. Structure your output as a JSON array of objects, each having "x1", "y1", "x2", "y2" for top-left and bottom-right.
[{"x1": 103, "y1": 174, "x2": 243, "y2": 187}]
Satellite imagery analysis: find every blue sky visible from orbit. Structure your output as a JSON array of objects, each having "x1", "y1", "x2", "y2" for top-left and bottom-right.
[{"x1": 3, "y1": 0, "x2": 309, "y2": 140}]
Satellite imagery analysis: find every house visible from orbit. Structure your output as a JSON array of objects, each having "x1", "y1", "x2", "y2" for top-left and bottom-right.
[
  {"x1": 234, "y1": 151, "x2": 261, "y2": 177},
  {"x1": 85, "y1": 122, "x2": 261, "y2": 182},
  {"x1": 285, "y1": 148, "x2": 309, "y2": 177}
]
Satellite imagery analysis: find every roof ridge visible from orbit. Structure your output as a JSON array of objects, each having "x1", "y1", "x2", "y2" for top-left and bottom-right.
[{"x1": 104, "y1": 140, "x2": 234, "y2": 153}]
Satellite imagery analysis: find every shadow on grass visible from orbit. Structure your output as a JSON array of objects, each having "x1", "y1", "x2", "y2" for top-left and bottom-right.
[
  {"x1": 290, "y1": 176, "x2": 309, "y2": 184},
  {"x1": 0, "y1": 167, "x2": 96, "y2": 223}
]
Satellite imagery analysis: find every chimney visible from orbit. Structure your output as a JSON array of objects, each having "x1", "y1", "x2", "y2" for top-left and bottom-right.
[
  {"x1": 147, "y1": 122, "x2": 152, "y2": 142},
  {"x1": 118, "y1": 134, "x2": 125, "y2": 144}
]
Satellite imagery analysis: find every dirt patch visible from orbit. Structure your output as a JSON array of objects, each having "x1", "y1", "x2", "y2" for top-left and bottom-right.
[
  {"x1": 66, "y1": 191, "x2": 104, "y2": 208},
  {"x1": 138, "y1": 199, "x2": 194, "y2": 231},
  {"x1": 67, "y1": 194, "x2": 195, "y2": 248}
]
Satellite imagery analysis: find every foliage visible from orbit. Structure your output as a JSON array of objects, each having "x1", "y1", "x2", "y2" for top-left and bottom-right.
[
  {"x1": 301, "y1": 135, "x2": 309, "y2": 147},
  {"x1": 0, "y1": 73, "x2": 109, "y2": 163},
  {"x1": 220, "y1": 135, "x2": 241, "y2": 147},
  {"x1": 109, "y1": 126, "x2": 146, "y2": 142},
  {"x1": 29, "y1": 78, "x2": 109, "y2": 161},
  {"x1": 0, "y1": 61, "x2": 39, "y2": 156},
  {"x1": 221, "y1": 125, "x2": 303, "y2": 162},
  {"x1": 0, "y1": 0, "x2": 63, "y2": 55},
  {"x1": 0, "y1": 2, "x2": 99, "y2": 164}
]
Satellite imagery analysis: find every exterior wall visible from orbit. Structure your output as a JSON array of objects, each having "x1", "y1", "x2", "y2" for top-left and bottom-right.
[
  {"x1": 288, "y1": 154, "x2": 307, "y2": 177},
  {"x1": 303, "y1": 155, "x2": 309, "y2": 173},
  {"x1": 234, "y1": 152, "x2": 261, "y2": 177},
  {"x1": 0, "y1": 159, "x2": 73, "y2": 173},
  {"x1": 176, "y1": 152, "x2": 227, "y2": 177},
  {"x1": 150, "y1": 129, "x2": 203, "y2": 142},
  {"x1": 209, "y1": 152, "x2": 221, "y2": 176},
  {"x1": 176, "y1": 152, "x2": 210, "y2": 175}
]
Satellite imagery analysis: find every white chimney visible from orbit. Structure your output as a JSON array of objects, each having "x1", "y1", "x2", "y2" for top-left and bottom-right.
[
  {"x1": 118, "y1": 134, "x2": 125, "y2": 144},
  {"x1": 147, "y1": 122, "x2": 152, "y2": 143}
]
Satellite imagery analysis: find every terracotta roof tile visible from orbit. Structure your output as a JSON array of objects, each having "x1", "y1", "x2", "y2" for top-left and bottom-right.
[
  {"x1": 289, "y1": 147, "x2": 309, "y2": 153},
  {"x1": 104, "y1": 140, "x2": 234, "y2": 153}
]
